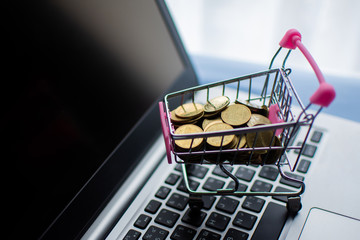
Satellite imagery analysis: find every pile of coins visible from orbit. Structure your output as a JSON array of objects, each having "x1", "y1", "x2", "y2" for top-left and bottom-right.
[{"x1": 170, "y1": 96, "x2": 282, "y2": 164}]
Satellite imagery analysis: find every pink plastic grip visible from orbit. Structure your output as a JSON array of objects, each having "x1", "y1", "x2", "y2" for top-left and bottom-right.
[
  {"x1": 268, "y1": 104, "x2": 284, "y2": 136},
  {"x1": 159, "y1": 102, "x2": 172, "y2": 164},
  {"x1": 279, "y1": 29, "x2": 336, "y2": 107}
]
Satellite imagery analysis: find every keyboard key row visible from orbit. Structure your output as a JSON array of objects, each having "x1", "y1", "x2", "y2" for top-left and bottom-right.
[
  {"x1": 170, "y1": 163, "x2": 306, "y2": 196},
  {"x1": 124, "y1": 128, "x2": 322, "y2": 240},
  {"x1": 131, "y1": 181, "x2": 293, "y2": 240},
  {"x1": 174, "y1": 164, "x2": 209, "y2": 179}
]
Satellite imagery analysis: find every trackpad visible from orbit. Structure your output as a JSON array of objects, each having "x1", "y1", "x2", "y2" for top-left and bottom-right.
[{"x1": 299, "y1": 208, "x2": 360, "y2": 239}]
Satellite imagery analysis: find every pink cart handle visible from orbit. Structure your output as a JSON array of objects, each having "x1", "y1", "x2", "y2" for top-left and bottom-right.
[
  {"x1": 268, "y1": 104, "x2": 284, "y2": 136},
  {"x1": 279, "y1": 29, "x2": 336, "y2": 107},
  {"x1": 159, "y1": 101, "x2": 172, "y2": 164}
]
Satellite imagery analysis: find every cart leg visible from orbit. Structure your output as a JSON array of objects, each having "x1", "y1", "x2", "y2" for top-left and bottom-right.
[
  {"x1": 287, "y1": 196, "x2": 302, "y2": 214},
  {"x1": 188, "y1": 194, "x2": 204, "y2": 212}
]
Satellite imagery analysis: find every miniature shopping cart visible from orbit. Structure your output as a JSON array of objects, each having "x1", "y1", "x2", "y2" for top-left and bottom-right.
[{"x1": 158, "y1": 29, "x2": 336, "y2": 214}]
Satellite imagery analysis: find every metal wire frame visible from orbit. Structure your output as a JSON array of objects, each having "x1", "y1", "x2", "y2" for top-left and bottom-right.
[
  {"x1": 160, "y1": 47, "x2": 325, "y2": 213},
  {"x1": 163, "y1": 67, "x2": 316, "y2": 167}
]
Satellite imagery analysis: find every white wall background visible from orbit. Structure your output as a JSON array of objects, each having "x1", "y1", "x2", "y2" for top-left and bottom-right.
[{"x1": 166, "y1": 0, "x2": 360, "y2": 78}]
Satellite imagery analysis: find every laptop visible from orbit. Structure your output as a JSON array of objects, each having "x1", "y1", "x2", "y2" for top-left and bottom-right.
[{"x1": 10, "y1": 0, "x2": 359, "y2": 239}]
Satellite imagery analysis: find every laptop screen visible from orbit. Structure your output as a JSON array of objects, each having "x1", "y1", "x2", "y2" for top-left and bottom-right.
[{"x1": 6, "y1": 0, "x2": 195, "y2": 238}]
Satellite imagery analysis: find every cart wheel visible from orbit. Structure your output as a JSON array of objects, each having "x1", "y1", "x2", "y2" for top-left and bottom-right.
[
  {"x1": 188, "y1": 194, "x2": 204, "y2": 212},
  {"x1": 287, "y1": 196, "x2": 302, "y2": 214}
]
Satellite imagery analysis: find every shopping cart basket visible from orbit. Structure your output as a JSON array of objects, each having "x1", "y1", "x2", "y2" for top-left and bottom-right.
[{"x1": 158, "y1": 29, "x2": 336, "y2": 214}]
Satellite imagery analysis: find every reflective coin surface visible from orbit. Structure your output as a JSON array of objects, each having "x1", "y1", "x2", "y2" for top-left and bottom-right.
[
  {"x1": 205, "y1": 123, "x2": 235, "y2": 148},
  {"x1": 174, "y1": 124, "x2": 204, "y2": 149},
  {"x1": 221, "y1": 104, "x2": 251, "y2": 126},
  {"x1": 204, "y1": 96, "x2": 230, "y2": 113},
  {"x1": 175, "y1": 103, "x2": 204, "y2": 119}
]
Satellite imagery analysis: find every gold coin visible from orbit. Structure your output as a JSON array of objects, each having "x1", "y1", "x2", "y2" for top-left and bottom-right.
[
  {"x1": 174, "y1": 124, "x2": 203, "y2": 150},
  {"x1": 263, "y1": 136, "x2": 282, "y2": 164},
  {"x1": 174, "y1": 103, "x2": 204, "y2": 119},
  {"x1": 205, "y1": 123, "x2": 235, "y2": 148},
  {"x1": 236, "y1": 99, "x2": 269, "y2": 117},
  {"x1": 221, "y1": 104, "x2": 251, "y2": 126},
  {"x1": 204, "y1": 96, "x2": 230, "y2": 113},
  {"x1": 247, "y1": 114, "x2": 271, "y2": 127},
  {"x1": 203, "y1": 111, "x2": 220, "y2": 118},
  {"x1": 235, "y1": 135, "x2": 247, "y2": 149},
  {"x1": 202, "y1": 117, "x2": 223, "y2": 131},
  {"x1": 246, "y1": 130, "x2": 274, "y2": 154},
  {"x1": 170, "y1": 110, "x2": 187, "y2": 123}
]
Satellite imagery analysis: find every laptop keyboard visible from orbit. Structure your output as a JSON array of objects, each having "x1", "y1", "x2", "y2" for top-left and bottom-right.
[{"x1": 121, "y1": 128, "x2": 324, "y2": 240}]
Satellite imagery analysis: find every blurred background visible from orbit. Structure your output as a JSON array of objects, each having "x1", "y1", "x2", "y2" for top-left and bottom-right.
[{"x1": 166, "y1": 0, "x2": 360, "y2": 79}]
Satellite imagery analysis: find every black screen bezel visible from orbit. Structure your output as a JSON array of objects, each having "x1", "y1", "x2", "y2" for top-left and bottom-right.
[{"x1": 39, "y1": 1, "x2": 198, "y2": 239}]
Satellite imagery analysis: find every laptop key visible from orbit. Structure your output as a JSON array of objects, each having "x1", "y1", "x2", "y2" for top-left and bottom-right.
[
  {"x1": 155, "y1": 186, "x2": 171, "y2": 199},
  {"x1": 212, "y1": 165, "x2": 234, "y2": 178},
  {"x1": 280, "y1": 172, "x2": 304, "y2": 188},
  {"x1": 233, "y1": 211, "x2": 257, "y2": 230},
  {"x1": 259, "y1": 166, "x2": 279, "y2": 181},
  {"x1": 235, "y1": 167, "x2": 255, "y2": 182},
  {"x1": 177, "y1": 179, "x2": 200, "y2": 193},
  {"x1": 203, "y1": 177, "x2": 225, "y2": 191},
  {"x1": 145, "y1": 200, "x2": 161, "y2": 214},
  {"x1": 227, "y1": 181, "x2": 247, "y2": 197},
  {"x1": 251, "y1": 202, "x2": 288, "y2": 240},
  {"x1": 251, "y1": 180, "x2": 273, "y2": 192},
  {"x1": 310, "y1": 130, "x2": 323, "y2": 143},
  {"x1": 202, "y1": 195, "x2": 216, "y2": 210},
  {"x1": 302, "y1": 144, "x2": 317, "y2": 158},
  {"x1": 166, "y1": 193, "x2": 188, "y2": 211},
  {"x1": 170, "y1": 225, "x2": 196, "y2": 240},
  {"x1": 133, "y1": 214, "x2": 151, "y2": 229},
  {"x1": 123, "y1": 229, "x2": 141, "y2": 240},
  {"x1": 297, "y1": 159, "x2": 311, "y2": 173},
  {"x1": 224, "y1": 228, "x2": 249, "y2": 240},
  {"x1": 215, "y1": 196, "x2": 239, "y2": 214},
  {"x1": 273, "y1": 186, "x2": 292, "y2": 203},
  {"x1": 143, "y1": 225, "x2": 169, "y2": 240},
  {"x1": 187, "y1": 165, "x2": 209, "y2": 179},
  {"x1": 295, "y1": 142, "x2": 317, "y2": 158},
  {"x1": 165, "y1": 173, "x2": 180, "y2": 185},
  {"x1": 182, "y1": 208, "x2": 207, "y2": 227},
  {"x1": 205, "y1": 212, "x2": 231, "y2": 231},
  {"x1": 196, "y1": 229, "x2": 221, "y2": 240},
  {"x1": 155, "y1": 209, "x2": 180, "y2": 228},
  {"x1": 242, "y1": 196, "x2": 265, "y2": 213}
]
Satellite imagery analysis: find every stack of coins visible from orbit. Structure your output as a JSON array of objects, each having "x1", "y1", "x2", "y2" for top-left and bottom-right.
[
  {"x1": 203, "y1": 96, "x2": 230, "y2": 118},
  {"x1": 174, "y1": 124, "x2": 204, "y2": 162},
  {"x1": 170, "y1": 96, "x2": 282, "y2": 164},
  {"x1": 170, "y1": 103, "x2": 205, "y2": 128},
  {"x1": 204, "y1": 122, "x2": 247, "y2": 163}
]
